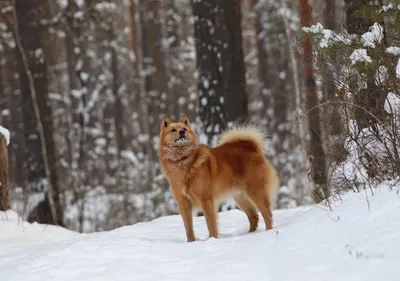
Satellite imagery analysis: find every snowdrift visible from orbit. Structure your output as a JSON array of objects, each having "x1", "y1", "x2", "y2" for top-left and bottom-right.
[{"x1": 1, "y1": 186, "x2": 400, "y2": 281}]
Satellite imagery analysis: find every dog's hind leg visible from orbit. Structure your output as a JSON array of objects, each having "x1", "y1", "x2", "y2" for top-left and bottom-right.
[
  {"x1": 234, "y1": 193, "x2": 259, "y2": 232},
  {"x1": 245, "y1": 181, "x2": 273, "y2": 231}
]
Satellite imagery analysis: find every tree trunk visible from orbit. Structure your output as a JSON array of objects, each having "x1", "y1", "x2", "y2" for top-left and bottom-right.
[
  {"x1": 13, "y1": 0, "x2": 63, "y2": 225},
  {"x1": 299, "y1": 0, "x2": 329, "y2": 202},
  {"x1": 1, "y1": 49, "x2": 25, "y2": 190},
  {"x1": 191, "y1": 0, "x2": 225, "y2": 144},
  {"x1": 111, "y1": 40, "x2": 126, "y2": 153},
  {"x1": 250, "y1": 0, "x2": 271, "y2": 122},
  {"x1": 324, "y1": 0, "x2": 341, "y2": 134},
  {"x1": 65, "y1": 0, "x2": 88, "y2": 232},
  {"x1": 141, "y1": 0, "x2": 169, "y2": 140},
  {"x1": 218, "y1": 1, "x2": 248, "y2": 124},
  {"x1": 0, "y1": 136, "x2": 10, "y2": 211},
  {"x1": 325, "y1": 0, "x2": 336, "y2": 30},
  {"x1": 165, "y1": 0, "x2": 182, "y2": 121},
  {"x1": 128, "y1": 0, "x2": 154, "y2": 184}
]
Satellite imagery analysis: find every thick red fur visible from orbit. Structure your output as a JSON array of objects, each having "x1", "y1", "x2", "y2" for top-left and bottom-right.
[{"x1": 159, "y1": 115, "x2": 279, "y2": 242}]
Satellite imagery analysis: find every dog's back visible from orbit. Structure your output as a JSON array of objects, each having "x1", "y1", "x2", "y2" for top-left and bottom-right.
[
  {"x1": 205, "y1": 126, "x2": 280, "y2": 232},
  {"x1": 212, "y1": 126, "x2": 279, "y2": 204}
]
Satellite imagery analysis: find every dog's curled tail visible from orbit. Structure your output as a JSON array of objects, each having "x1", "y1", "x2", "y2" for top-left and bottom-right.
[{"x1": 218, "y1": 125, "x2": 266, "y2": 155}]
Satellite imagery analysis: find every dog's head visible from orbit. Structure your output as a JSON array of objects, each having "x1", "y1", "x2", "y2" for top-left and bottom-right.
[{"x1": 159, "y1": 114, "x2": 198, "y2": 147}]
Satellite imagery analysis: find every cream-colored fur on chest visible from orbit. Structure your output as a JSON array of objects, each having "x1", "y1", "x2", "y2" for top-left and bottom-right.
[{"x1": 161, "y1": 144, "x2": 211, "y2": 206}]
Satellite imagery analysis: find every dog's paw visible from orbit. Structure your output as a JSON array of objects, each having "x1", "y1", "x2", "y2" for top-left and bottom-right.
[{"x1": 193, "y1": 236, "x2": 208, "y2": 242}]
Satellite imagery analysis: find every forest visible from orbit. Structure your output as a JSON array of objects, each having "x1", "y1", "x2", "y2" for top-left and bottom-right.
[{"x1": 1, "y1": 0, "x2": 400, "y2": 233}]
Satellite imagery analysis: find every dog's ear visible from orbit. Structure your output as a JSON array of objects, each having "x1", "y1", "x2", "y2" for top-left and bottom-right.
[
  {"x1": 161, "y1": 115, "x2": 172, "y2": 128},
  {"x1": 180, "y1": 114, "x2": 190, "y2": 126}
]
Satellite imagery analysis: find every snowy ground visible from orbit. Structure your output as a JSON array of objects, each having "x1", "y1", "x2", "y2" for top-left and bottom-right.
[{"x1": 1, "y1": 186, "x2": 400, "y2": 281}]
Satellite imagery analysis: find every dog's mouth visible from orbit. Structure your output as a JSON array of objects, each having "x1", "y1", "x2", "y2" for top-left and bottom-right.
[{"x1": 174, "y1": 136, "x2": 187, "y2": 144}]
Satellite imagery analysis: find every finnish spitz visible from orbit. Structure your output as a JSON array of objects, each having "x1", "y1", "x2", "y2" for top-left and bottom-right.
[{"x1": 159, "y1": 115, "x2": 279, "y2": 242}]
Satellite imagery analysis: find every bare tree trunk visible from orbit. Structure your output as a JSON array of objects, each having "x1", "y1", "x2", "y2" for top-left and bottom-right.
[
  {"x1": 281, "y1": 0, "x2": 305, "y2": 144},
  {"x1": 299, "y1": 0, "x2": 329, "y2": 202},
  {"x1": 141, "y1": 0, "x2": 169, "y2": 146},
  {"x1": 250, "y1": 0, "x2": 271, "y2": 121},
  {"x1": 12, "y1": 0, "x2": 63, "y2": 225},
  {"x1": 191, "y1": 0, "x2": 225, "y2": 144},
  {"x1": 111, "y1": 42, "x2": 126, "y2": 153},
  {"x1": 64, "y1": 0, "x2": 89, "y2": 232},
  {"x1": 323, "y1": 0, "x2": 343, "y2": 136},
  {"x1": 128, "y1": 0, "x2": 152, "y2": 157},
  {"x1": 241, "y1": 0, "x2": 258, "y2": 118},
  {"x1": 218, "y1": 0, "x2": 248, "y2": 124},
  {"x1": 0, "y1": 136, "x2": 10, "y2": 211},
  {"x1": 165, "y1": 0, "x2": 182, "y2": 121},
  {"x1": 1, "y1": 49, "x2": 25, "y2": 190}
]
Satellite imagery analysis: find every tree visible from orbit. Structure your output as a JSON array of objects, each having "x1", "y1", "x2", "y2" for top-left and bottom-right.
[
  {"x1": 299, "y1": 0, "x2": 329, "y2": 202},
  {"x1": 165, "y1": 0, "x2": 182, "y2": 121},
  {"x1": 128, "y1": 0, "x2": 152, "y2": 157},
  {"x1": 344, "y1": 0, "x2": 387, "y2": 130},
  {"x1": 0, "y1": 130, "x2": 10, "y2": 211},
  {"x1": 191, "y1": 0, "x2": 225, "y2": 144},
  {"x1": 13, "y1": 0, "x2": 63, "y2": 225},
  {"x1": 141, "y1": 0, "x2": 169, "y2": 142},
  {"x1": 324, "y1": 0, "x2": 342, "y2": 135},
  {"x1": 218, "y1": 1, "x2": 248, "y2": 124},
  {"x1": 250, "y1": 0, "x2": 271, "y2": 120}
]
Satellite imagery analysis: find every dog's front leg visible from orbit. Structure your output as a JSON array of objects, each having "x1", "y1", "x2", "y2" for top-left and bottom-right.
[
  {"x1": 177, "y1": 196, "x2": 195, "y2": 242},
  {"x1": 202, "y1": 198, "x2": 218, "y2": 239}
]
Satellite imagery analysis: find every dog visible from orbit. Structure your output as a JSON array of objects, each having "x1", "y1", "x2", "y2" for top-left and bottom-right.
[{"x1": 158, "y1": 114, "x2": 279, "y2": 242}]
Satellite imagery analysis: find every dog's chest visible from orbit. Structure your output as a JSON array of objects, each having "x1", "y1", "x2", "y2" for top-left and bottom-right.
[{"x1": 161, "y1": 162, "x2": 187, "y2": 186}]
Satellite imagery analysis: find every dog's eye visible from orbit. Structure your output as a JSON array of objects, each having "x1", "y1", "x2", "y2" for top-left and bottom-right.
[
  {"x1": 171, "y1": 129, "x2": 176, "y2": 133},
  {"x1": 183, "y1": 128, "x2": 187, "y2": 131}
]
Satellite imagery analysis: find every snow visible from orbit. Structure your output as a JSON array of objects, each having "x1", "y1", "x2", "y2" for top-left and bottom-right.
[
  {"x1": 1, "y1": 108, "x2": 10, "y2": 116},
  {"x1": 0, "y1": 125, "x2": 10, "y2": 145},
  {"x1": 384, "y1": 46, "x2": 400, "y2": 78},
  {"x1": 386, "y1": 46, "x2": 400, "y2": 56},
  {"x1": 58, "y1": 0, "x2": 67, "y2": 9},
  {"x1": 350, "y1": 49, "x2": 372, "y2": 65},
  {"x1": 94, "y1": 2, "x2": 116, "y2": 12},
  {"x1": 2, "y1": 186, "x2": 400, "y2": 281},
  {"x1": 302, "y1": 23, "x2": 353, "y2": 48},
  {"x1": 375, "y1": 65, "x2": 388, "y2": 84},
  {"x1": 120, "y1": 150, "x2": 140, "y2": 167},
  {"x1": 385, "y1": 92, "x2": 400, "y2": 116},
  {"x1": 382, "y1": 4, "x2": 400, "y2": 12},
  {"x1": 361, "y1": 23, "x2": 384, "y2": 48},
  {"x1": 302, "y1": 22, "x2": 324, "y2": 34},
  {"x1": 397, "y1": 58, "x2": 400, "y2": 79}
]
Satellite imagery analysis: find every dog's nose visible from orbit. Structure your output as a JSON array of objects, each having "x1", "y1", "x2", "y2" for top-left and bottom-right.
[{"x1": 179, "y1": 130, "x2": 185, "y2": 136}]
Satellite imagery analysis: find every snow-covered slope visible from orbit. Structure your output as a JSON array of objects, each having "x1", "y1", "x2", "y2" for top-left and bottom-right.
[{"x1": 1, "y1": 186, "x2": 400, "y2": 281}]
